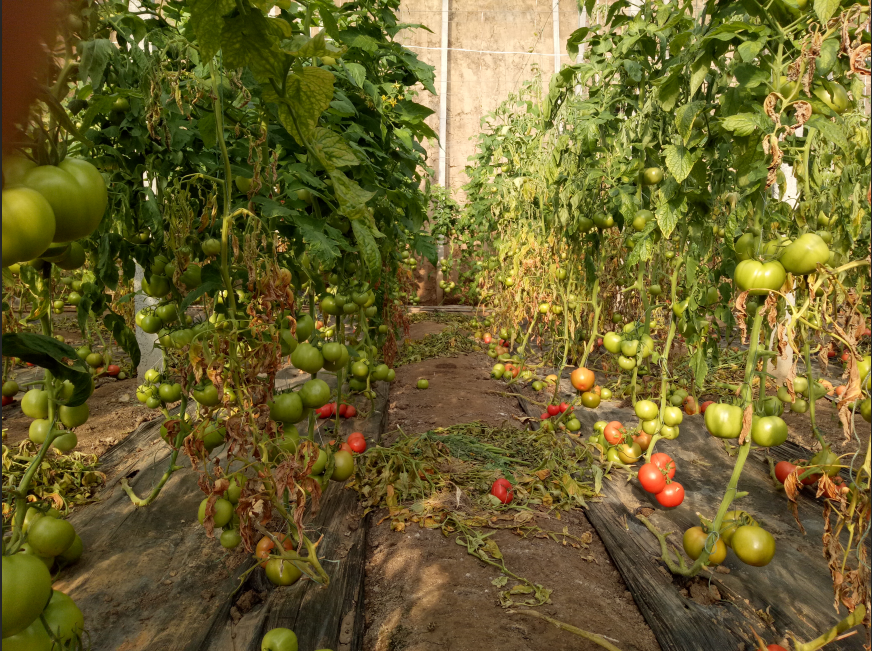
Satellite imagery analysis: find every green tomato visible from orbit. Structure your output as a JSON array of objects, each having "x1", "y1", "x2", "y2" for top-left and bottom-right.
[
  {"x1": 634, "y1": 400, "x2": 658, "y2": 421},
  {"x1": 299, "y1": 378, "x2": 331, "y2": 409},
  {"x1": 417, "y1": 379, "x2": 429, "y2": 389},
  {"x1": 197, "y1": 497, "x2": 234, "y2": 527},
  {"x1": 41, "y1": 590, "x2": 84, "y2": 645},
  {"x1": 220, "y1": 529, "x2": 243, "y2": 549},
  {"x1": 779, "y1": 233, "x2": 830, "y2": 275},
  {"x1": 21, "y1": 389, "x2": 49, "y2": 419},
  {"x1": 291, "y1": 342, "x2": 324, "y2": 374},
  {"x1": 662, "y1": 406, "x2": 683, "y2": 427},
  {"x1": 759, "y1": 395, "x2": 784, "y2": 417},
  {"x1": 641, "y1": 167, "x2": 664, "y2": 185},
  {"x1": 704, "y1": 403, "x2": 743, "y2": 439},
  {"x1": 621, "y1": 339, "x2": 639, "y2": 357},
  {"x1": 734, "y1": 233, "x2": 760, "y2": 261},
  {"x1": 1, "y1": 187, "x2": 57, "y2": 264},
  {"x1": 192, "y1": 383, "x2": 220, "y2": 407},
  {"x1": 750, "y1": 415, "x2": 788, "y2": 447},
  {"x1": 603, "y1": 332, "x2": 623, "y2": 354},
  {"x1": 59, "y1": 403, "x2": 89, "y2": 428},
  {"x1": 812, "y1": 80, "x2": 850, "y2": 114},
  {"x1": 734, "y1": 260, "x2": 787, "y2": 295},
  {"x1": 27, "y1": 515, "x2": 76, "y2": 557},
  {"x1": 262, "y1": 627, "x2": 299, "y2": 651},
  {"x1": 790, "y1": 398, "x2": 809, "y2": 413},
  {"x1": 641, "y1": 419, "x2": 660, "y2": 435},
  {"x1": 660, "y1": 424, "x2": 680, "y2": 439},
  {"x1": 618, "y1": 356, "x2": 636, "y2": 370},
  {"x1": 269, "y1": 392, "x2": 304, "y2": 423}
]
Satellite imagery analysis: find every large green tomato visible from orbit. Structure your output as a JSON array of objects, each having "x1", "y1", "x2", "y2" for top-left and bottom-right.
[
  {"x1": 331, "y1": 450, "x2": 355, "y2": 481},
  {"x1": 634, "y1": 400, "x2": 658, "y2": 421},
  {"x1": 295, "y1": 314, "x2": 315, "y2": 341},
  {"x1": 265, "y1": 558, "x2": 303, "y2": 587},
  {"x1": 750, "y1": 415, "x2": 788, "y2": 447},
  {"x1": 192, "y1": 383, "x2": 220, "y2": 407},
  {"x1": 2, "y1": 187, "x2": 56, "y2": 264},
  {"x1": 50, "y1": 241, "x2": 86, "y2": 270},
  {"x1": 662, "y1": 406, "x2": 683, "y2": 427},
  {"x1": 197, "y1": 497, "x2": 234, "y2": 527},
  {"x1": 2, "y1": 554, "x2": 53, "y2": 638},
  {"x1": 291, "y1": 342, "x2": 324, "y2": 374},
  {"x1": 28, "y1": 515, "x2": 76, "y2": 556},
  {"x1": 299, "y1": 379, "x2": 330, "y2": 409},
  {"x1": 603, "y1": 332, "x2": 622, "y2": 354},
  {"x1": 731, "y1": 525, "x2": 775, "y2": 566},
  {"x1": 58, "y1": 158, "x2": 107, "y2": 236},
  {"x1": 21, "y1": 389, "x2": 49, "y2": 419},
  {"x1": 41, "y1": 590, "x2": 84, "y2": 645},
  {"x1": 812, "y1": 80, "x2": 850, "y2": 114},
  {"x1": 261, "y1": 627, "x2": 298, "y2": 651},
  {"x1": 269, "y1": 392, "x2": 304, "y2": 423},
  {"x1": 779, "y1": 233, "x2": 830, "y2": 275},
  {"x1": 142, "y1": 274, "x2": 170, "y2": 298},
  {"x1": 22, "y1": 166, "x2": 90, "y2": 243},
  {"x1": 641, "y1": 167, "x2": 664, "y2": 185},
  {"x1": 320, "y1": 295, "x2": 339, "y2": 315},
  {"x1": 704, "y1": 403, "x2": 743, "y2": 439},
  {"x1": 734, "y1": 260, "x2": 786, "y2": 295},
  {"x1": 322, "y1": 345, "x2": 350, "y2": 372},
  {"x1": 734, "y1": 233, "x2": 760, "y2": 261},
  {"x1": 59, "y1": 403, "x2": 89, "y2": 428}
]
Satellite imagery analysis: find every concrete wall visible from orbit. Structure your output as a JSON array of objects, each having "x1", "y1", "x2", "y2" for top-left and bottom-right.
[{"x1": 396, "y1": 0, "x2": 584, "y2": 197}]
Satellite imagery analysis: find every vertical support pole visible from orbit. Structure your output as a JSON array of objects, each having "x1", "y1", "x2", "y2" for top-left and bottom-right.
[
  {"x1": 574, "y1": 1, "x2": 586, "y2": 96},
  {"x1": 553, "y1": 0, "x2": 560, "y2": 74},
  {"x1": 435, "y1": 0, "x2": 449, "y2": 305}
]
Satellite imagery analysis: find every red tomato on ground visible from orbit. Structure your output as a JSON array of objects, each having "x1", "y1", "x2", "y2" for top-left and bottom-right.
[
  {"x1": 540, "y1": 412, "x2": 550, "y2": 420},
  {"x1": 338, "y1": 404, "x2": 348, "y2": 417},
  {"x1": 107, "y1": 364, "x2": 121, "y2": 376},
  {"x1": 547, "y1": 404, "x2": 560, "y2": 416},
  {"x1": 558, "y1": 402, "x2": 569, "y2": 413},
  {"x1": 699, "y1": 400, "x2": 714, "y2": 414},
  {"x1": 655, "y1": 482, "x2": 685, "y2": 507},
  {"x1": 490, "y1": 480, "x2": 513, "y2": 504},
  {"x1": 1, "y1": 395, "x2": 13, "y2": 406},
  {"x1": 348, "y1": 437, "x2": 366, "y2": 454},
  {"x1": 345, "y1": 405, "x2": 357, "y2": 418},
  {"x1": 650, "y1": 452, "x2": 676, "y2": 479},
  {"x1": 638, "y1": 462, "x2": 667, "y2": 494},
  {"x1": 494, "y1": 478, "x2": 512, "y2": 491},
  {"x1": 603, "y1": 421, "x2": 625, "y2": 445}
]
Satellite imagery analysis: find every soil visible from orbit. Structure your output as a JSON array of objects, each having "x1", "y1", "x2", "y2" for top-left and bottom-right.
[
  {"x1": 407, "y1": 320, "x2": 448, "y2": 341},
  {"x1": 366, "y1": 325, "x2": 661, "y2": 651},
  {"x1": 385, "y1": 354, "x2": 524, "y2": 445}
]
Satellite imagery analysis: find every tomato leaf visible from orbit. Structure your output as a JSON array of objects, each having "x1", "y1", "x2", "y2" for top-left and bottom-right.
[
  {"x1": 330, "y1": 169, "x2": 375, "y2": 221},
  {"x1": 78, "y1": 39, "x2": 115, "y2": 88},
  {"x1": 663, "y1": 144, "x2": 699, "y2": 183},
  {"x1": 342, "y1": 62, "x2": 366, "y2": 88},
  {"x1": 806, "y1": 114, "x2": 850, "y2": 152},
  {"x1": 689, "y1": 53, "x2": 711, "y2": 98},
  {"x1": 103, "y1": 313, "x2": 141, "y2": 368},
  {"x1": 188, "y1": 0, "x2": 235, "y2": 63},
  {"x1": 2, "y1": 334, "x2": 92, "y2": 407},
  {"x1": 675, "y1": 101, "x2": 706, "y2": 145},
  {"x1": 310, "y1": 127, "x2": 359, "y2": 172},
  {"x1": 655, "y1": 192, "x2": 687, "y2": 239},
  {"x1": 278, "y1": 67, "x2": 335, "y2": 145},
  {"x1": 721, "y1": 113, "x2": 759, "y2": 137},
  {"x1": 566, "y1": 27, "x2": 591, "y2": 62},
  {"x1": 351, "y1": 220, "x2": 381, "y2": 277},
  {"x1": 813, "y1": 0, "x2": 840, "y2": 23}
]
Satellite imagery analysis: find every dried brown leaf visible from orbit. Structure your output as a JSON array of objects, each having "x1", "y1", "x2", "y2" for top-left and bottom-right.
[
  {"x1": 738, "y1": 404, "x2": 753, "y2": 445},
  {"x1": 850, "y1": 43, "x2": 871, "y2": 75}
]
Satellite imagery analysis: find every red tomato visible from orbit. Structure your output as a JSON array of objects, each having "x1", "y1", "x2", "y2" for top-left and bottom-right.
[
  {"x1": 547, "y1": 404, "x2": 560, "y2": 416},
  {"x1": 638, "y1": 462, "x2": 667, "y2": 494},
  {"x1": 256, "y1": 533, "x2": 294, "y2": 568},
  {"x1": 633, "y1": 432, "x2": 652, "y2": 452},
  {"x1": 490, "y1": 481, "x2": 513, "y2": 504},
  {"x1": 655, "y1": 482, "x2": 685, "y2": 507},
  {"x1": 597, "y1": 337, "x2": 603, "y2": 347},
  {"x1": 827, "y1": 349, "x2": 837, "y2": 358},
  {"x1": 699, "y1": 400, "x2": 714, "y2": 414},
  {"x1": 483, "y1": 333, "x2": 492, "y2": 344},
  {"x1": 570, "y1": 367, "x2": 596, "y2": 392},
  {"x1": 540, "y1": 412, "x2": 550, "y2": 420},
  {"x1": 774, "y1": 460, "x2": 796, "y2": 484},
  {"x1": 798, "y1": 466, "x2": 819, "y2": 486},
  {"x1": 840, "y1": 351, "x2": 850, "y2": 362},
  {"x1": 338, "y1": 404, "x2": 348, "y2": 417},
  {"x1": 1, "y1": 395, "x2": 13, "y2": 406},
  {"x1": 348, "y1": 437, "x2": 366, "y2": 453},
  {"x1": 768, "y1": 645, "x2": 788, "y2": 651},
  {"x1": 558, "y1": 402, "x2": 569, "y2": 413},
  {"x1": 338, "y1": 441, "x2": 352, "y2": 453},
  {"x1": 345, "y1": 405, "x2": 357, "y2": 418},
  {"x1": 603, "y1": 421, "x2": 625, "y2": 445},
  {"x1": 107, "y1": 364, "x2": 121, "y2": 376},
  {"x1": 494, "y1": 478, "x2": 512, "y2": 491},
  {"x1": 650, "y1": 452, "x2": 676, "y2": 479}
]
